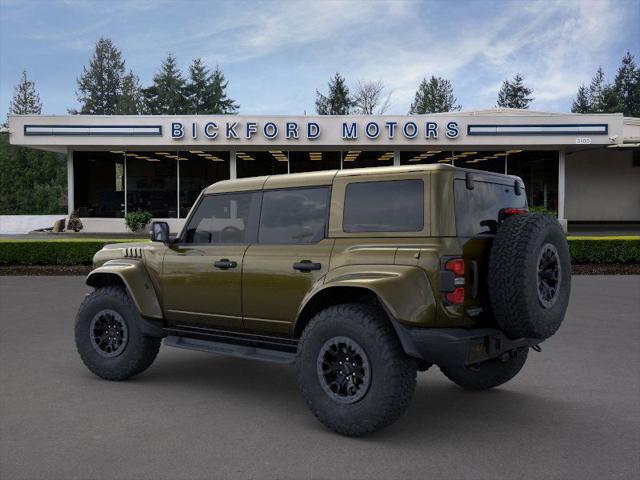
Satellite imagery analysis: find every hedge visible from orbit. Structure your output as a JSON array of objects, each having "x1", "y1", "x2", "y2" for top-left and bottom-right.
[
  {"x1": 0, "y1": 237, "x2": 638, "y2": 266},
  {"x1": 0, "y1": 239, "x2": 148, "y2": 265},
  {"x1": 566, "y1": 236, "x2": 640, "y2": 264}
]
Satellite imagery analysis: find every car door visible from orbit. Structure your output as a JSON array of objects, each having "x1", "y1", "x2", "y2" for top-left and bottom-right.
[
  {"x1": 242, "y1": 186, "x2": 333, "y2": 336},
  {"x1": 160, "y1": 191, "x2": 261, "y2": 330}
]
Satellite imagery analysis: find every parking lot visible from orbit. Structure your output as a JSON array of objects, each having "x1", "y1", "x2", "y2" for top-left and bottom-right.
[{"x1": 1, "y1": 275, "x2": 639, "y2": 480}]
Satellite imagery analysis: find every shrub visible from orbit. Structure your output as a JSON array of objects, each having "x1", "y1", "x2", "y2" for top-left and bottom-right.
[
  {"x1": 67, "y1": 210, "x2": 83, "y2": 232},
  {"x1": 0, "y1": 239, "x2": 148, "y2": 265},
  {"x1": 567, "y1": 237, "x2": 640, "y2": 264},
  {"x1": 529, "y1": 206, "x2": 557, "y2": 217},
  {"x1": 125, "y1": 211, "x2": 153, "y2": 232}
]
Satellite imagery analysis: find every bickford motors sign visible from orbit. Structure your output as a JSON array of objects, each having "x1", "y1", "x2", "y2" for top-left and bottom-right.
[
  {"x1": 171, "y1": 119, "x2": 461, "y2": 141},
  {"x1": 12, "y1": 114, "x2": 617, "y2": 148}
]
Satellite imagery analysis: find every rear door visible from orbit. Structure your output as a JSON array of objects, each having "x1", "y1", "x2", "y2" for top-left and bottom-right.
[{"x1": 242, "y1": 186, "x2": 333, "y2": 336}]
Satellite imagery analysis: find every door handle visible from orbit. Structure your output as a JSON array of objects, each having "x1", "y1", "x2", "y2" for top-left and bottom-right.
[
  {"x1": 214, "y1": 258, "x2": 237, "y2": 270},
  {"x1": 293, "y1": 260, "x2": 322, "y2": 272}
]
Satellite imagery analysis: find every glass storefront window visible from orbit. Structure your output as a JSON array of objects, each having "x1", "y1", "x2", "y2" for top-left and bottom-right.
[
  {"x1": 126, "y1": 152, "x2": 177, "y2": 218},
  {"x1": 400, "y1": 150, "x2": 451, "y2": 165},
  {"x1": 401, "y1": 150, "x2": 506, "y2": 172},
  {"x1": 508, "y1": 151, "x2": 558, "y2": 211},
  {"x1": 177, "y1": 151, "x2": 230, "y2": 217},
  {"x1": 400, "y1": 149, "x2": 558, "y2": 212},
  {"x1": 342, "y1": 150, "x2": 394, "y2": 169},
  {"x1": 237, "y1": 151, "x2": 288, "y2": 178},
  {"x1": 72, "y1": 148, "x2": 558, "y2": 219},
  {"x1": 289, "y1": 151, "x2": 340, "y2": 173},
  {"x1": 73, "y1": 151, "x2": 125, "y2": 218}
]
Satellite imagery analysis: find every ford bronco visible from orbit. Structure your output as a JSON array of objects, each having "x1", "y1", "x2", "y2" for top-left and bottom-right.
[{"x1": 75, "y1": 164, "x2": 571, "y2": 436}]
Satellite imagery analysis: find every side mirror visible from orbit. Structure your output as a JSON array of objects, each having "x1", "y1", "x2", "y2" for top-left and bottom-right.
[{"x1": 150, "y1": 221, "x2": 170, "y2": 243}]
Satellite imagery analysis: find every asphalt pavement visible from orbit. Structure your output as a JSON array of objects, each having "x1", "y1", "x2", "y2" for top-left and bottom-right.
[{"x1": 1, "y1": 275, "x2": 638, "y2": 480}]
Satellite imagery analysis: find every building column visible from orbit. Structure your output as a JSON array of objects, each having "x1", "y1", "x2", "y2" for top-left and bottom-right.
[
  {"x1": 123, "y1": 155, "x2": 128, "y2": 217},
  {"x1": 66, "y1": 149, "x2": 74, "y2": 216},
  {"x1": 176, "y1": 158, "x2": 180, "y2": 218},
  {"x1": 230, "y1": 150, "x2": 237, "y2": 179},
  {"x1": 558, "y1": 149, "x2": 567, "y2": 232},
  {"x1": 393, "y1": 150, "x2": 400, "y2": 167}
]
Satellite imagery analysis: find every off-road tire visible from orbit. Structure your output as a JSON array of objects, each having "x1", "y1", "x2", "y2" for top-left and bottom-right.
[
  {"x1": 441, "y1": 348, "x2": 529, "y2": 390},
  {"x1": 488, "y1": 213, "x2": 571, "y2": 340},
  {"x1": 296, "y1": 304, "x2": 417, "y2": 436},
  {"x1": 75, "y1": 286, "x2": 161, "y2": 381}
]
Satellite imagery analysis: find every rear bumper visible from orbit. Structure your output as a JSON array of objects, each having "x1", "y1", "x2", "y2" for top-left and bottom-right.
[{"x1": 397, "y1": 325, "x2": 541, "y2": 367}]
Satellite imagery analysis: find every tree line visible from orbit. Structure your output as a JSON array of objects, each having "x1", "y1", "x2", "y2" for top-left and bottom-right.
[
  {"x1": 4, "y1": 36, "x2": 639, "y2": 119},
  {"x1": 314, "y1": 53, "x2": 638, "y2": 116}
]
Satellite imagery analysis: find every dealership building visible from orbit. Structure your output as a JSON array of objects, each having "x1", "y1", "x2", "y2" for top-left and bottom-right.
[{"x1": 7, "y1": 109, "x2": 640, "y2": 233}]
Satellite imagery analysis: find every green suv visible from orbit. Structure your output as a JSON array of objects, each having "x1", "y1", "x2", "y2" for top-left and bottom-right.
[{"x1": 75, "y1": 164, "x2": 571, "y2": 436}]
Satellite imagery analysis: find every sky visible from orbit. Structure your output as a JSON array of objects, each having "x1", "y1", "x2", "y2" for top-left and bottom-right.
[{"x1": 0, "y1": 0, "x2": 638, "y2": 117}]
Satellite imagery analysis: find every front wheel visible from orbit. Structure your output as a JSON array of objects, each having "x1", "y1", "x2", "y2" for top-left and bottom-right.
[
  {"x1": 296, "y1": 304, "x2": 417, "y2": 436},
  {"x1": 440, "y1": 348, "x2": 529, "y2": 391},
  {"x1": 75, "y1": 286, "x2": 161, "y2": 381}
]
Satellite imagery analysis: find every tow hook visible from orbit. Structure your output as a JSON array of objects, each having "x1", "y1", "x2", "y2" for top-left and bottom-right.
[{"x1": 531, "y1": 344, "x2": 542, "y2": 353}]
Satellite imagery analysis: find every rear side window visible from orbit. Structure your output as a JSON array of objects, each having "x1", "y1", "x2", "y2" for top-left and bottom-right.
[
  {"x1": 454, "y1": 179, "x2": 527, "y2": 236},
  {"x1": 343, "y1": 179, "x2": 424, "y2": 233},
  {"x1": 259, "y1": 187, "x2": 330, "y2": 244}
]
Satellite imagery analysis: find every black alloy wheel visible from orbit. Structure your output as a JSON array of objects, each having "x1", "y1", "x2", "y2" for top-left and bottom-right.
[
  {"x1": 537, "y1": 243, "x2": 561, "y2": 309},
  {"x1": 90, "y1": 309, "x2": 129, "y2": 358},
  {"x1": 316, "y1": 336, "x2": 371, "y2": 404}
]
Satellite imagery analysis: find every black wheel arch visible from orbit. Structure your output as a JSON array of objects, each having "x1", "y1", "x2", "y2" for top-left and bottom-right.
[
  {"x1": 86, "y1": 273, "x2": 166, "y2": 338},
  {"x1": 294, "y1": 286, "x2": 422, "y2": 358}
]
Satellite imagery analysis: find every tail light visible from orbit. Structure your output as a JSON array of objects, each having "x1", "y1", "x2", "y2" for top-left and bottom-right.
[
  {"x1": 440, "y1": 257, "x2": 465, "y2": 305},
  {"x1": 444, "y1": 258, "x2": 465, "y2": 276},
  {"x1": 445, "y1": 287, "x2": 465, "y2": 305},
  {"x1": 499, "y1": 207, "x2": 528, "y2": 222}
]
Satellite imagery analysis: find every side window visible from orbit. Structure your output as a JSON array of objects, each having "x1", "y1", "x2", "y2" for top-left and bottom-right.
[
  {"x1": 259, "y1": 187, "x2": 330, "y2": 244},
  {"x1": 184, "y1": 192, "x2": 260, "y2": 244},
  {"x1": 343, "y1": 179, "x2": 424, "y2": 233}
]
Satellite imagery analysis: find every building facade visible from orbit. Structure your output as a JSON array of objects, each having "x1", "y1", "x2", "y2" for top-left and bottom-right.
[{"x1": 8, "y1": 109, "x2": 640, "y2": 232}]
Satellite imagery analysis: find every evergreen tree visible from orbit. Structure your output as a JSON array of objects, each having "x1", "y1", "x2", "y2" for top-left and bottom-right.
[
  {"x1": 186, "y1": 58, "x2": 209, "y2": 114},
  {"x1": 409, "y1": 76, "x2": 460, "y2": 114},
  {"x1": 315, "y1": 73, "x2": 353, "y2": 115},
  {"x1": 8, "y1": 70, "x2": 42, "y2": 116},
  {"x1": 143, "y1": 53, "x2": 188, "y2": 114},
  {"x1": 185, "y1": 59, "x2": 239, "y2": 114},
  {"x1": 613, "y1": 51, "x2": 640, "y2": 117},
  {"x1": 496, "y1": 74, "x2": 534, "y2": 109},
  {"x1": 600, "y1": 84, "x2": 623, "y2": 113},
  {"x1": 116, "y1": 71, "x2": 144, "y2": 115},
  {"x1": 207, "y1": 65, "x2": 239, "y2": 114},
  {"x1": 75, "y1": 37, "x2": 126, "y2": 114},
  {"x1": 587, "y1": 67, "x2": 607, "y2": 112},
  {"x1": 571, "y1": 85, "x2": 591, "y2": 113}
]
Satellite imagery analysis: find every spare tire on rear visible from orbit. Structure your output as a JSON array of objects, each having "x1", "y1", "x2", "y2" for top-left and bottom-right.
[{"x1": 488, "y1": 213, "x2": 571, "y2": 340}]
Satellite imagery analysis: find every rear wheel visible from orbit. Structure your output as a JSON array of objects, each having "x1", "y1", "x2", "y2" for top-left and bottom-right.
[
  {"x1": 441, "y1": 348, "x2": 528, "y2": 391},
  {"x1": 296, "y1": 304, "x2": 416, "y2": 436},
  {"x1": 75, "y1": 286, "x2": 161, "y2": 381}
]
